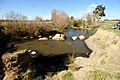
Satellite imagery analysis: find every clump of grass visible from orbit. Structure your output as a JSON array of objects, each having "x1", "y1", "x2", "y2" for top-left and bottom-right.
[
  {"x1": 89, "y1": 69, "x2": 112, "y2": 80},
  {"x1": 112, "y1": 40, "x2": 118, "y2": 45},
  {"x1": 64, "y1": 72, "x2": 75, "y2": 80},
  {"x1": 100, "y1": 43, "x2": 107, "y2": 49},
  {"x1": 32, "y1": 76, "x2": 43, "y2": 80},
  {"x1": 114, "y1": 72, "x2": 120, "y2": 79},
  {"x1": 100, "y1": 59, "x2": 106, "y2": 65},
  {"x1": 101, "y1": 21, "x2": 107, "y2": 23},
  {"x1": 67, "y1": 53, "x2": 79, "y2": 71}
]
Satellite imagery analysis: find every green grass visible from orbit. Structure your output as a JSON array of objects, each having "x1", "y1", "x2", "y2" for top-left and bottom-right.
[
  {"x1": 89, "y1": 69, "x2": 112, "y2": 80},
  {"x1": 112, "y1": 40, "x2": 118, "y2": 45},
  {"x1": 64, "y1": 72, "x2": 75, "y2": 80},
  {"x1": 32, "y1": 76, "x2": 43, "y2": 80},
  {"x1": 100, "y1": 43, "x2": 107, "y2": 49},
  {"x1": 103, "y1": 27, "x2": 120, "y2": 36},
  {"x1": 100, "y1": 21, "x2": 120, "y2": 36},
  {"x1": 100, "y1": 59, "x2": 106, "y2": 65},
  {"x1": 114, "y1": 72, "x2": 120, "y2": 79},
  {"x1": 70, "y1": 26, "x2": 94, "y2": 30}
]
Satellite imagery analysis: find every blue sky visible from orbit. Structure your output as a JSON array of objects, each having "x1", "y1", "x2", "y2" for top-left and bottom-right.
[{"x1": 0, "y1": 0, "x2": 120, "y2": 20}]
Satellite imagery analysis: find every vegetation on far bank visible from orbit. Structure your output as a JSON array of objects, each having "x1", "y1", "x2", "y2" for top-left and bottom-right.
[{"x1": 99, "y1": 21, "x2": 120, "y2": 35}]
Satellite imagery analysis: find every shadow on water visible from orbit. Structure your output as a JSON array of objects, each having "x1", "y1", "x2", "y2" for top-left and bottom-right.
[
  {"x1": 29, "y1": 54, "x2": 69, "y2": 79},
  {"x1": 15, "y1": 27, "x2": 97, "y2": 79}
]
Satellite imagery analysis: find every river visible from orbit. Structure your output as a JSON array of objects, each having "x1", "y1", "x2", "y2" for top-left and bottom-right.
[{"x1": 15, "y1": 27, "x2": 96, "y2": 57}]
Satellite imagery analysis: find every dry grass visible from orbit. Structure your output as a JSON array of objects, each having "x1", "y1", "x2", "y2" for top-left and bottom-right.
[{"x1": 89, "y1": 69, "x2": 112, "y2": 80}]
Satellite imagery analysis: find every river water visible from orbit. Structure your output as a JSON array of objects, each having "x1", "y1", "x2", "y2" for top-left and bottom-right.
[{"x1": 16, "y1": 27, "x2": 96, "y2": 57}]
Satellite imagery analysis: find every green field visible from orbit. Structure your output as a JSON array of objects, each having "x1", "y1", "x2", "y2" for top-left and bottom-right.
[{"x1": 100, "y1": 21, "x2": 120, "y2": 35}]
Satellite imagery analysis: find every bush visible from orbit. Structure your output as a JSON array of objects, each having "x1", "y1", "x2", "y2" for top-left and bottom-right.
[
  {"x1": 2, "y1": 21, "x2": 56, "y2": 39},
  {"x1": 72, "y1": 20, "x2": 82, "y2": 27}
]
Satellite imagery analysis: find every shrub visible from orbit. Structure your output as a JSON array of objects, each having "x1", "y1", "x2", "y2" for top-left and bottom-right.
[
  {"x1": 67, "y1": 53, "x2": 78, "y2": 71},
  {"x1": 72, "y1": 20, "x2": 82, "y2": 27}
]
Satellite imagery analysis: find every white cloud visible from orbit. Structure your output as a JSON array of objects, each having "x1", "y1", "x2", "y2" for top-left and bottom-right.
[
  {"x1": 27, "y1": 15, "x2": 34, "y2": 20},
  {"x1": 76, "y1": 3, "x2": 100, "y2": 19},
  {"x1": 76, "y1": 11, "x2": 87, "y2": 19},
  {"x1": 0, "y1": 13, "x2": 6, "y2": 19},
  {"x1": 87, "y1": 3, "x2": 99, "y2": 13},
  {"x1": 42, "y1": 15, "x2": 51, "y2": 20}
]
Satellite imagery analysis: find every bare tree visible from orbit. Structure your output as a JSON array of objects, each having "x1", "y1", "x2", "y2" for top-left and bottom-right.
[
  {"x1": 51, "y1": 9, "x2": 70, "y2": 32},
  {"x1": 5, "y1": 11, "x2": 27, "y2": 21},
  {"x1": 35, "y1": 16, "x2": 42, "y2": 27},
  {"x1": 4, "y1": 11, "x2": 28, "y2": 36},
  {"x1": 51, "y1": 9, "x2": 57, "y2": 25},
  {"x1": 85, "y1": 14, "x2": 94, "y2": 28}
]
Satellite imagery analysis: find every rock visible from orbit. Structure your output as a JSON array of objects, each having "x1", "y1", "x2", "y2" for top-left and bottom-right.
[
  {"x1": 31, "y1": 51, "x2": 37, "y2": 55},
  {"x1": 49, "y1": 36, "x2": 52, "y2": 39},
  {"x1": 60, "y1": 34, "x2": 65, "y2": 40},
  {"x1": 29, "y1": 50, "x2": 40, "y2": 58},
  {"x1": 30, "y1": 36, "x2": 33, "y2": 39},
  {"x1": 55, "y1": 34, "x2": 61, "y2": 37},
  {"x1": 71, "y1": 36, "x2": 78, "y2": 40},
  {"x1": 79, "y1": 35, "x2": 85, "y2": 40},
  {"x1": 2, "y1": 49, "x2": 32, "y2": 80},
  {"x1": 38, "y1": 37, "x2": 48, "y2": 40},
  {"x1": 52, "y1": 34, "x2": 60, "y2": 40},
  {"x1": 28, "y1": 50, "x2": 32, "y2": 52},
  {"x1": 52, "y1": 34, "x2": 65, "y2": 40},
  {"x1": 38, "y1": 35, "x2": 41, "y2": 38},
  {"x1": 28, "y1": 50, "x2": 40, "y2": 58}
]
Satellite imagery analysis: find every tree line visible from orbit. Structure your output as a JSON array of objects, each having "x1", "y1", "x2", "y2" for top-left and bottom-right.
[{"x1": 0, "y1": 4, "x2": 105, "y2": 38}]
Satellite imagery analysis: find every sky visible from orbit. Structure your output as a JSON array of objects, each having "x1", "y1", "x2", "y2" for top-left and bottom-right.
[{"x1": 0, "y1": 0, "x2": 120, "y2": 20}]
